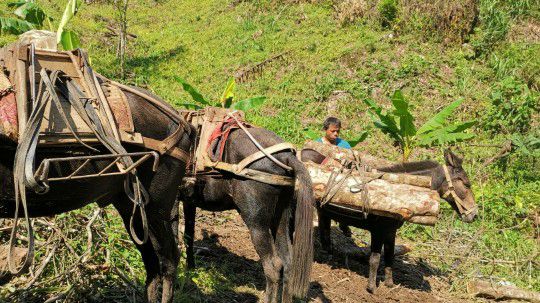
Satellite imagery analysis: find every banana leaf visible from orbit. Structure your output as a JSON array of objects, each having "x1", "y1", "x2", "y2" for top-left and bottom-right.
[
  {"x1": 56, "y1": 0, "x2": 79, "y2": 44},
  {"x1": 174, "y1": 76, "x2": 211, "y2": 106},
  {"x1": 391, "y1": 90, "x2": 416, "y2": 137},
  {"x1": 364, "y1": 99, "x2": 402, "y2": 143},
  {"x1": 13, "y1": 2, "x2": 47, "y2": 27},
  {"x1": 60, "y1": 30, "x2": 80, "y2": 50},
  {"x1": 220, "y1": 78, "x2": 235, "y2": 108},
  {"x1": 0, "y1": 17, "x2": 34, "y2": 34},
  {"x1": 417, "y1": 99, "x2": 464, "y2": 134},
  {"x1": 418, "y1": 121, "x2": 476, "y2": 146},
  {"x1": 230, "y1": 96, "x2": 265, "y2": 111},
  {"x1": 349, "y1": 131, "x2": 369, "y2": 147}
]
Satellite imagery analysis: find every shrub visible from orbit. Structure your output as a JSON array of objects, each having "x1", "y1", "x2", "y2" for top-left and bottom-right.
[
  {"x1": 398, "y1": 0, "x2": 479, "y2": 43},
  {"x1": 335, "y1": 0, "x2": 368, "y2": 26},
  {"x1": 471, "y1": 0, "x2": 510, "y2": 56},
  {"x1": 483, "y1": 77, "x2": 539, "y2": 134},
  {"x1": 378, "y1": 0, "x2": 397, "y2": 27}
]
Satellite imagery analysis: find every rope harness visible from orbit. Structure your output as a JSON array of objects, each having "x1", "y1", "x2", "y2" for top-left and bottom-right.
[
  {"x1": 442, "y1": 164, "x2": 477, "y2": 217},
  {"x1": 318, "y1": 150, "x2": 384, "y2": 210},
  {"x1": 187, "y1": 110, "x2": 295, "y2": 187},
  {"x1": 7, "y1": 69, "x2": 192, "y2": 275},
  {"x1": 8, "y1": 69, "x2": 154, "y2": 274}
]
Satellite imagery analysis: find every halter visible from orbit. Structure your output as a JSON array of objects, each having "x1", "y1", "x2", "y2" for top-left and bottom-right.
[{"x1": 442, "y1": 165, "x2": 477, "y2": 216}]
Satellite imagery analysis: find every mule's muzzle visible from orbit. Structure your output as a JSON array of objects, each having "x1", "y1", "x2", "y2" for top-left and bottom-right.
[
  {"x1": 461, "y1": 208, "x2": 478, "y2": 223},
  {"x1": 460, "y1": 193, "x2": 478, "y2": 223}
]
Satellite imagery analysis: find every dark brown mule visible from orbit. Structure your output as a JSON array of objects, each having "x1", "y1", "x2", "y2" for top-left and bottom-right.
[
  {"x1": 180, "y1": 128, "x2": 314, "y2": 303},
  {"x1": 0, "y1": 86, "x2": 195, "y2": 303},
  {"x1": 301, "y1": 149, "x2": 477, "y2": 293}
]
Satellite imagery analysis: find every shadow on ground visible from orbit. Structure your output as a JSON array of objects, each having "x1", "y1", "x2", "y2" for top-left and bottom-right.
[{"x1": 313, "y1": 226, "x2": 447, "y2": 293}]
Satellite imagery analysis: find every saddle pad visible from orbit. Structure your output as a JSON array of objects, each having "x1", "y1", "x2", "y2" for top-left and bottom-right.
[
  {"x1": 102, "y1": 82, "x2": 134, "y2": 133},
  {"x1": 183, "y1": 107, "x2": 245, "y2": 172},
  {"x1": 0, "y1": 72, "x2": 18, "y2": 141}
]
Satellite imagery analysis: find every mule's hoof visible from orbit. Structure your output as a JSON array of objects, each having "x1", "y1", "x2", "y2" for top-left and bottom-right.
[
  {"x1": 384, "y1": 279, "x2": 394, "y2": 287},
  {"x1": 367, "y1": 285, "x2": 376, "y2": 294}
]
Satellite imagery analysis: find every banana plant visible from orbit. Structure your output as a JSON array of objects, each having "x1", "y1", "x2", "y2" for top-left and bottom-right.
[
  {"x1": 175, "y1": 77, "x2": 266, "y2": 112},
  {"x1": 0, "y1": 0, "x2": 81, "y2": 51},
  {"x1": 365, "y1": 90, "x2": 475, "y2": 162}
]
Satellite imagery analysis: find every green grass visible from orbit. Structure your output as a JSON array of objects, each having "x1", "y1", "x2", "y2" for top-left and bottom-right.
[{"x1": 1, "y1": 0, "x2": 539, "y2": 300}]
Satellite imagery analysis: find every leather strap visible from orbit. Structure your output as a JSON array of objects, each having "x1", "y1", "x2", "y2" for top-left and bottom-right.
[
  {"x1": 213, "y1": 161, "x2": 294, "y2": 186},
  {"x1": 206, "y1": 142, "x2": 297, "y2": 186},
  {"x1": 227, "y1": 112, "x2": 292, "y2": 172},
  {"x1": 141, "y1": 135, "x2": 190, "y2": 162},
  {"x1": 442, "y1": 165, "x2": 476, "y2": 216},
  {"x1": 235, "y1": 142, "x2": 295, "y2": 172}
]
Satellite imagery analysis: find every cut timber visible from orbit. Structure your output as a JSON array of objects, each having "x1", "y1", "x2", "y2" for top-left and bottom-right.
[
  {"x1": 306, "y1": 162, "x2": 439, "y2": 226},
  {"x1": 302, "y1": 140, "x2": 393, "y2": 169},
  {"x1": 304, "y1": 162, "x2": 431, "y2": 188},
  {"x1": 468, "y1": 279, "x2": 540, "y2": 303}
]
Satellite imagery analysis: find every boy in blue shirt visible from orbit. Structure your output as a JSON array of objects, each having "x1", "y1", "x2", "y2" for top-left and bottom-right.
[
  {"x1": 316, "y1": 117, "x2": 352, "y2": 149},
  {"x1": 315, "y1": 117, "x2": 353, "y2": 237}
]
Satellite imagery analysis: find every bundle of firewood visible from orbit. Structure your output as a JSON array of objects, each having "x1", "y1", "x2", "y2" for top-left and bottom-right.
[
  {"x1": 302, "y1": 141, "x2": 440, "y2": 226},
  {"x1": 305, "y1": 162, "x2": 440, "y2": 225}
]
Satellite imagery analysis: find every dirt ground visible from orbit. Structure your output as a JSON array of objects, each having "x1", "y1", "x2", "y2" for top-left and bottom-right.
[{"x1": 188, "y1": 209, "x2": 478, "y2": 303}]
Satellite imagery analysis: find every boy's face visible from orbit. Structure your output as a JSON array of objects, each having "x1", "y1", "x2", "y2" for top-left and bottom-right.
[{"x1": 325, "y1": 124, "x2": 340, "y2": 143}]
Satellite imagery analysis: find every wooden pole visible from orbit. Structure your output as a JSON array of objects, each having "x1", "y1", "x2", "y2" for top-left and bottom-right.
[{"x1": 468, "y1": 279, "x2": 540, "y2": 303}]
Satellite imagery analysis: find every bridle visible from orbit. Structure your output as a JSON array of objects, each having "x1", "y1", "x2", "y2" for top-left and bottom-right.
[{"x1": 442, "y1": 164, "x2": 477, "y2": 216}]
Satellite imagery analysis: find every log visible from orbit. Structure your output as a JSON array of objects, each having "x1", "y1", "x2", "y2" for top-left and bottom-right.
[
  {"x1": 302, "y1": 140, "x2": 393, "y2": 169},
  {"x1": 467, "y1": 279, "x2": 540, "y2": 303},
  {"x1": 306, "y1": 163, "x2": 440, "y2": 225}
]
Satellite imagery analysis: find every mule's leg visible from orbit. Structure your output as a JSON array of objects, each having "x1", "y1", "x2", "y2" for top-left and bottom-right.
[
  {"x1": 113, "y1": 199, "x2": 161, "y2": 303},
  {"x1": 339, "y1": 223, "x2": 352, "y2": 238},
  {"x1": 367, "y1": 231, "x2": 384, "y2": 294},
  {"x1": 383, "y1": 229, "x2": 396, "y2": 287},
  {"x1": 318, "y1": 209, "x2": 332, "y2": 253},
  {"x1": 183, "y1": 201, "x2": 197, "y2": 269},
  {"x1": 242, "y1": 218, "x2": 282, "y2": 303},
  {"x1": 148, "y1": 215, "x2": 181, "y2": 303}
]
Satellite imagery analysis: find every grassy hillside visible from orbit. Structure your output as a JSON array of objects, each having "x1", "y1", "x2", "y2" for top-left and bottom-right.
[{"x1": 1, "y1": 0, "x2": 539, "y2": 301}]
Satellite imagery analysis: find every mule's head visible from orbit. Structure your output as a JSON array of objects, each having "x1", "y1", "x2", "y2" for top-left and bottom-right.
[{"x1": 438, "y1": 149, "x2": 477, "y2": 223}]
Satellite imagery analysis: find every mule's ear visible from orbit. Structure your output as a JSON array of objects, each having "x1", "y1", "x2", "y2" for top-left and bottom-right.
[{"x1": 444, "y1": 149, "x2": 463, "y2": 167}]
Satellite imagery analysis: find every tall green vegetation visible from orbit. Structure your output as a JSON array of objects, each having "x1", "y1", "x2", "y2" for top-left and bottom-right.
[
  {"x1": 365, "y1": 90, "x2": 476, "y2": 161},
  {"x1": 176, "y1": 77, "x2": 266, "y2": 111},
  {"x1": 0, "y1": 0, "x2": 81, "y2": 50}
]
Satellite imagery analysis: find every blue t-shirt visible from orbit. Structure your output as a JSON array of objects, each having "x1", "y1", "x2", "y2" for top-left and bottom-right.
[{"x1": 315, "y1": 137, "x2": 351, "y2": 149}]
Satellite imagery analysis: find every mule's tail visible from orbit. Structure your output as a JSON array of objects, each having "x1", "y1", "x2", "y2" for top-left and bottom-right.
[{"x1": 288, "y1": 156, "x2": 315, "y2": 298}]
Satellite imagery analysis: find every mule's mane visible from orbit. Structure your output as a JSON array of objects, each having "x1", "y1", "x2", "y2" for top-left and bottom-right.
[{"x1": 378, "y1": 160, "x2": 440, "y2": 173}]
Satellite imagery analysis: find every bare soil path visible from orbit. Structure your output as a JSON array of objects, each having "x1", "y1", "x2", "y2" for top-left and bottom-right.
[{"x1": 187, "y1": 209, "x2": 478, "y2": 303}]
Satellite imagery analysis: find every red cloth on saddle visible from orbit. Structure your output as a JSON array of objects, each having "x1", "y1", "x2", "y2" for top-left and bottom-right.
[
  {"x1": 206, "y1": 117, "x2": 252, "y2": 162},
  {"x1": 0, "y1": 91, "x2": 18, "y2": 141}
]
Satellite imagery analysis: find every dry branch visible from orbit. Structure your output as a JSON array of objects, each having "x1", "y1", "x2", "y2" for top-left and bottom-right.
[
  {"x1": 481, "y1": 140, "x2": 513, "y2": 168},
  {"x1": 25, "y1": 243, "x2": 58, "y2": 289},
  {"x1": 234, "y1": 51, "x2": 289, "y2": 83},
  {"x1": 468, "y1": 279, "x2": 540, "y2": 302}
]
